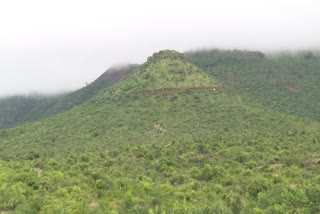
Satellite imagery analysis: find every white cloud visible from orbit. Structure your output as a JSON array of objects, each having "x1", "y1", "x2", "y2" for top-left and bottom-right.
[{"x1": 0, "y1": 0, "x2": 319, "y2": 96}]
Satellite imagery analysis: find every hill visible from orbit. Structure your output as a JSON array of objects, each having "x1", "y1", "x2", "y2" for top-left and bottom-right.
[
  {"x1": 0, "y1": 50, "x2": 319, "y2": 213},
  {"x1": 0, "y1": 64, "x2": 138, "y2": 129},
  {"x1": 186, "y1": 49, "x2": 320, "y2": 122},
  {"x1": 105, "y1": 50, "x2": 218, "y2": 97}
]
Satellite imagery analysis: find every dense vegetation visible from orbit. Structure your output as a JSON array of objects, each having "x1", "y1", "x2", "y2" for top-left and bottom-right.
[
  {"x1": 186, "y1": 49, "x2": 320, "y2": 122},
  {"x1": 0, "y1": 50, "x2": 319, "y2": 213},
  {"x1": 0, "y1": 95, "x2": 48, "y2": 128},
  {"x1": 0, "y1": 64, "x2": 137, "y2": 129}
]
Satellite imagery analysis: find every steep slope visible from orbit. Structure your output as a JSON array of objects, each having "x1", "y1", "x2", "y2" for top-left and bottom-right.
[
  {"x1": 96, "y1": 64, "x2": 138, "y2": 82},
  {"x1": 0, "y1": 64, "x2": 138, "y2": 129},
  {"x1": 186, "y1": 49, "x2": 320, "y2": 121},
  {"x1": 0, "y1": 50, "x2": 319, "y2": 213}
]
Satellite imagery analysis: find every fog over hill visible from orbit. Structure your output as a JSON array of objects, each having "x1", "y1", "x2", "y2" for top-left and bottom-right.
[{"x1": 1, "y1": 0, "x2": 320, "y2": 97}]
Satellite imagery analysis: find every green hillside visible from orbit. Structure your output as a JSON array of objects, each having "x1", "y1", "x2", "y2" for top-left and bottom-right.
[
  {"x1": 0, "y1": 95, "x2": 48, "y2": 128},
  {"x1": 186, "y1": 49, "x2": 320, "y2": 121},
  {"x1": 0, "y1": 64, "x2": 137, "y2": 129},
  {"x1": 0, "y1": 50, "x2": 320, "y2": 213}
]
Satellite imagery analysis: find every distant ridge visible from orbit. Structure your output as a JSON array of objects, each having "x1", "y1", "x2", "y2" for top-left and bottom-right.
[
  {"x1": 0, "y1": 64, "x2": 137, "y2": 128},
  {"x1": 186, "y1": 49, "x2": 320, "y2": 121}
]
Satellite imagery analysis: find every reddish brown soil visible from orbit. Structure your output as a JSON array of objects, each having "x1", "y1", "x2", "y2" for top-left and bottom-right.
[
  {"x1": 96, "y1": 64, "x2": 138, "y2": 83},
  {"x1": 98, "y1": 70, "x2": 129, "y2": 83}
]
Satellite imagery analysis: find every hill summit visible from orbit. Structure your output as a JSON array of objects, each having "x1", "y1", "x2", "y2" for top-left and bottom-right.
[{"x1": 108, "y1": 50, "x2": 218, "y2": 96}]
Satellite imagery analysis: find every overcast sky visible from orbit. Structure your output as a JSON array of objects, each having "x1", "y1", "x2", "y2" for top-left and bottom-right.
[{"x1": 0, "y1": 0, "x2": 319, "y2": 97}]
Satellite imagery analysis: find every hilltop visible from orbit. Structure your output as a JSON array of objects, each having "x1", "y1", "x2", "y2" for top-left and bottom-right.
[{"x1": 106, "y1": 50, "x2": 218, "y2": 97}]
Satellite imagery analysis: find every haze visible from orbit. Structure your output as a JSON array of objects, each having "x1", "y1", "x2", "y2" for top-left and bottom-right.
[{"x1": 1, "y1": 0, "x2": 319, "y2": 97}]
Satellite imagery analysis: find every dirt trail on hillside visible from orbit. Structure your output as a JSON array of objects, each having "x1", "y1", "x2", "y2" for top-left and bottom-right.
[{"x1": 139, "y1": 86, "x2": 222, "y2": 96}]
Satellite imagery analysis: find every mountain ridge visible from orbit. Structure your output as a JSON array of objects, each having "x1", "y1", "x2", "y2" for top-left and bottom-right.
[{"x1": 1, "y1": 50, "x2": 318, "y2": 159}]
